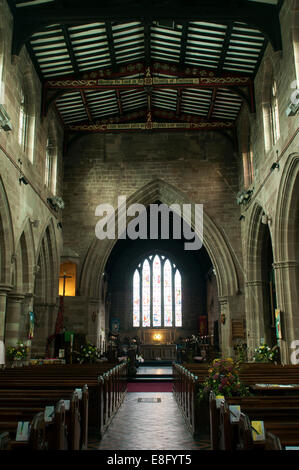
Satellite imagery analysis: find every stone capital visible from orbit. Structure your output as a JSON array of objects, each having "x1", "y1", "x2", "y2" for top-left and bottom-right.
[
  {"x1": 245, "y1": 280, "x2": 267, "y2": 288},
  {"x1": 7, "y1": 292, "x2": 25, "y2": 302},
  {"x1": 0, "y1": 284, "x2": 13, "y2": 295},
  {"x1": 272, "y1": 261, "x2": 299, "y2": 270},
  {"x1": 218, "y1": 296, "x2": 228, "y2": 306}
]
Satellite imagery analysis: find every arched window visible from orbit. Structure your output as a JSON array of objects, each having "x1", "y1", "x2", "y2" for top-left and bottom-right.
[
  {"x1": 18, "y1": 89, "x2": 28, "y2": 151},
  {"x1": 59, "y1": 262, "x2": 77, "y2": 296},
  {"x1": 270, "y1": 81, "x2": 280, "y2": 145},
  {"x1": 133, "y1": 254, "x2": 182, "y2": 328},
  {"x1": 241, "y1": 115, "x2": 254, "y2": 189},
  {"x1": 45, "y1": 131, "x2": 57, "y2": 195}
]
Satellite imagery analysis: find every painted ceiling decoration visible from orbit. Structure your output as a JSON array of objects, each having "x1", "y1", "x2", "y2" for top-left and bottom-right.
[{"x1": 7, "y1": 0, "x2": 283, "y2": 137}]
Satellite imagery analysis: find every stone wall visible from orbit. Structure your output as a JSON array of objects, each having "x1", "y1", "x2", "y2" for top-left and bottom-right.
[{"x1": 0, "y1": 0, "x2": 64, "y2": 356}]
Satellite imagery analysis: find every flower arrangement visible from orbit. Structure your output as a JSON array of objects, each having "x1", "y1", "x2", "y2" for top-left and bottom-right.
[
  {"x1": 7, "y1": 343, "x2": 27, "y2": 361},
  {"x1": 197, "y1": 357, "x2": 250, "y2": 401},
  {"x1": 233, "y1": 341, "x2": 248, "y2": 362},
  {"x1": 77, "y1": 341, "x2": 100, "y2": 363},
  {"x1": 253, "y1": 344, "x2": 278, "y2": 363}
]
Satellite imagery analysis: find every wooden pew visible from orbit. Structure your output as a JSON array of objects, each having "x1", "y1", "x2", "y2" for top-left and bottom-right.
[
  {"x1": 0, "y1": 361, "x2": 127, "y2": 441},
  {"x1": 216, "y1": 396, "x2": 299, "y2": 450},
  {"x1": 173, "y1": 362, "x2": 299, "y2": 437}
]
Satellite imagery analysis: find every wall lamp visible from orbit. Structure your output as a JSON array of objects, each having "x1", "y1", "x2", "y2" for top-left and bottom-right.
[
  {"x1": 19, "y1": 176, "x2": 29, "y2": 185},
  {"x1": 239, "y1": 215, "x2": 245, "y2": 221},
  {"x1": 270, "y1": 162, "x2": 279, "y2": 172}
]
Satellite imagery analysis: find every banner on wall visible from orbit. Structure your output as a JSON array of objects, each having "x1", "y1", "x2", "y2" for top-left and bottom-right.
[
  {"x1": 111, "y1": 318, "x2": 120, "y2": 334},
  {"x1": 198, "y1": 316, "x2": 208, "y2": 336},
  {"x1": 275, "y1": 309, "x2": 282, "y2": 340},
  {"x1": 28, "y1": 311, "x2": 35, "y2": 339}
]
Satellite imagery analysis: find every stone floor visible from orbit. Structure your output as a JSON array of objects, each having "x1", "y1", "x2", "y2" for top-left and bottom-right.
[{"x1": 88, "y1": 392, "x2": 210, "y2": 450}]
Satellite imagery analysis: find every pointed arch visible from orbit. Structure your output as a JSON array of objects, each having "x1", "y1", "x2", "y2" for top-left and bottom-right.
[
  {"x1": 0, "y1": 176, "x2": 15, "y2": 285},
  {"x1": 14, "y1": 217, "x2": 36, "y2": 294},
  {"x1": 80, "y1": 179, "x2": 239, "y2": 300},
  {"x1": 274, "y1": 153, "x2": 299, "y2": 262}
]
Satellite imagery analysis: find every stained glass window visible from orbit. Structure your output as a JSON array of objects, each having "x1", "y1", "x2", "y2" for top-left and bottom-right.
[
  {"x1": 175, "y1": 270, "x2": 182, "y2": 327},
  {"x1": 133, "y1": 270, "x2": 140, "y2": 327},
  {"x1": 142, "y1": 259, "x2": 151, "y2": 327},
  {"x1": 152, "y1": 255, "x2": 161, "y2": 327},
  {"x1": 164, "y1": 260, "x2": 172, "y2": 327},
  {"x1": 133, "y1": 254, "x2": 182, "y2": 328}
]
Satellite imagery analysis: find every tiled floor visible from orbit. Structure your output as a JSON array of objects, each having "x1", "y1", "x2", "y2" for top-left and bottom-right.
[{"x1": 88, "y1": 393, "x2": 210, "y2": 450}]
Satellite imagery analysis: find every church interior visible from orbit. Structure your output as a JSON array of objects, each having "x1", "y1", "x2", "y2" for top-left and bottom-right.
[{"x1": 0, "y1": 0, "x2": 299, "y2": 453}]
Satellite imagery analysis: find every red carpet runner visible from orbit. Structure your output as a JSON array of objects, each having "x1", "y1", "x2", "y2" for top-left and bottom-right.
[{"x1": 127, "y1": 382, "x2": 173, "y2": 392}]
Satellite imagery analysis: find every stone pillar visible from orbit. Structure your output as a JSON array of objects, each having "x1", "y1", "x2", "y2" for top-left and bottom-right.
[
  {"x1": 0, "y1": 285, "x2": 13, "y2": 342},
  {"x1": 273, "y1": 261, "x2": 299, "y2": 364},
  {"x1": 244, "y1": 280, "x2": 267, "y2": 360},
  {"x1": 218, "y1": 296, "x2": 233, "y2": 358},
  {"x1": 5, "y1": 293, "x2": 25, "y2": 347}
]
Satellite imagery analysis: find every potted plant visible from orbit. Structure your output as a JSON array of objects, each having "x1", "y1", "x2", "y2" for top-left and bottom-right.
[
  {"x1": 253, "y1": 344, "x2": 279, "y2": 363},
  {"x1": 76, "y1": 341, "x2": 100, "y2": 363},
  {"x1": 7, "y1": 342, "x2": 27, "y2": 367},
  {"x1": 195, "y1": 357, "x2": 250, "y2": 435}
]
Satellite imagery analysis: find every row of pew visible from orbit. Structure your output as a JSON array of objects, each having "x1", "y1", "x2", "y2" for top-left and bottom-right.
[
  {"x1": 210, "y1": 392, "x2": 299, "y2": 450},
  {"x1": 0, "y1": 361, "x2": 127, "y2": 449},
  {"x1": 173, "y1": 362, "x2": 299, "y2": 445}
]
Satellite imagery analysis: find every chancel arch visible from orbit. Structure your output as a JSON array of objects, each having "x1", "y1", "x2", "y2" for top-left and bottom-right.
[{"x1": 80, "y1": 179, "x2": 239, "y2": 355}]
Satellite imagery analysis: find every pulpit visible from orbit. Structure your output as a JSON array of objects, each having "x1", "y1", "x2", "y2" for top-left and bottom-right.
[{"x1": 138, "y1": 329, "x2": 176, "y2": 361}]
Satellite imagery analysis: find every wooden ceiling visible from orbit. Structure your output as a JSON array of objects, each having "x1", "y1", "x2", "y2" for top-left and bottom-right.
[{"x1": 7, "y1": 0, "x2": 283, "y2": 136}]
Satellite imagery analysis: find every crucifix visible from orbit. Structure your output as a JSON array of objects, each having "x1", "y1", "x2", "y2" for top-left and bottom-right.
[{"x1": 59, "y1": 272, "x2": 72, "y2": 297}]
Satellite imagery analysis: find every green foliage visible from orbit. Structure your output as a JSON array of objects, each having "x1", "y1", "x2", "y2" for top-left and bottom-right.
[
  {"x1": 253, "y1": 344, "x2": 278, "y2": 363},
  {"x1": 77, "y1": 341, "x2": 100, "y2": 363},
  {"x1": 233, "y1": 341, "x2": 248, "y2": 362},
  {"x1": 197, "y1": 357, "x2": 250, "y2": 402},
  {"x1": 7, "y1": 342, "x2": 27, "y2": 360}
]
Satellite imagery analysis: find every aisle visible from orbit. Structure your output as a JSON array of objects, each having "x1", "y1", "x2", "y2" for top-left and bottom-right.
[{"x1": 88, "y1": 392, "x2": 210, "y2": 450}]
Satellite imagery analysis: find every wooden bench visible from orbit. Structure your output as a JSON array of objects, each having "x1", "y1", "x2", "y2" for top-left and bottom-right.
[
  {"x1": 211, "y1": 394, "x2": 299, "y2": 450},
  {"x1": 0, "y1": 362, "x2": 127, "y2": 441}
]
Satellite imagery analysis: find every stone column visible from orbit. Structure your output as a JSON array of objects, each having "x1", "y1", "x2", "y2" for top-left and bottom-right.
[
  {"x1": 218, "y1": 296, "x2": 233, "y2": 358},
  {"x1": 0, "y1": 284, "x2": 13, "y2": 342},
  {"x1": 5, "y1": 293, "x2": 25, "y2": 347},
  {"x1": 244, "y1": 280, "x2": 268, "y2": 359},
  {"x1": 273, "y1": 261, "x2": 299, "y2": 364}
]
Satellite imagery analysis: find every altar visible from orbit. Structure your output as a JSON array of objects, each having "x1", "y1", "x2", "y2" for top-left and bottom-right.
[{"x1": 138, "y1": 328, "x2": 177, "y2": 361}]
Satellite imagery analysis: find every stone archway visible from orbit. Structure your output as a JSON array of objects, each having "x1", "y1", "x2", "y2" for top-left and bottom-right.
[
  {"x1": 0, "y1": 176, "x2": 14, "y2": 341},
  {"x1": 273, "y1": 153, "x2": 299, "y2": 363},
  {"x1": 5, "y1": 218, "x2": 36, "y2": 347},
  {"x1": 32, "y1": 218, "x2": 60, "y2": 355},
  {"x1": 244, "y1": 201, "x2": 278, "y2": 358},
  {"x1": 79, "y1": 179, "x2": 240, "y2": 356}
]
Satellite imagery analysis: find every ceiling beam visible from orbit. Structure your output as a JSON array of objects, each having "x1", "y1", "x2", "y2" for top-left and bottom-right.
[
  {"x1": 179, "y1": 22, "x2": 189, "y2": 70},
  {"x1": 144, "y1": 21, "x2": 151, "y2": 67},
  {"x1": 207, "y1": 88, "x2": 217, "y2": 120},
  {"x1": 66, "y1": 119, "x2": 235, "y2": 133},
  {"x1": 45, "y1": 74, "x2": 251, "y2": 91},
  {"x1": 61, "y1": 25, "x2": 80, "y2": 77},
  {"x1": 80, "y1": 90, "x2": 93, "y2": 123},
  {"x1": 105, "y1": 21, "x2": 118, "y2": 72},
  {"x1": 217, "y1": 21, "x2": 233, "y2": 75},
  {"x1": 116, "y1": 90, "x2": 123, "y2": 115},
  {"x1": 11, "y1": 0, "x2": 282, "y2": 56},
  {"x1": 176, "y1": 89, "x2": 181, "y2": 116}
]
